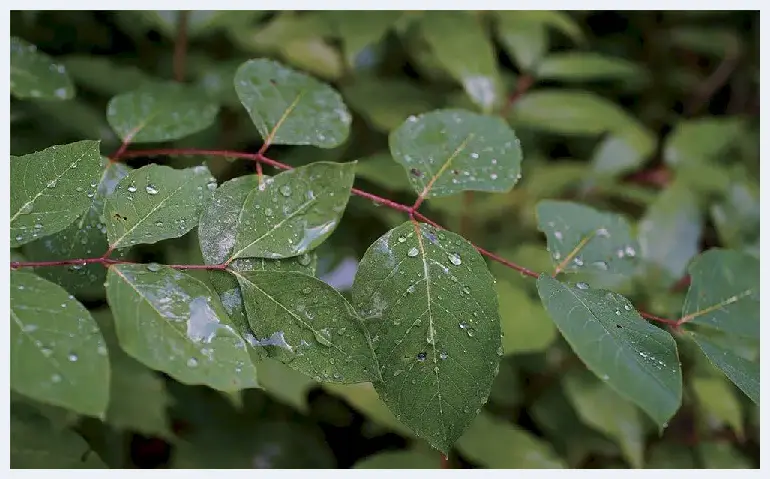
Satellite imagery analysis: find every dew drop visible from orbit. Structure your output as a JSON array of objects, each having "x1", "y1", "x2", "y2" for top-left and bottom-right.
[
  {"x1": 592, "y1": 260, "x2": 608, "y2": 270},
  {"x1": 576, "y1": 282, "x2": 589, "y2": 290},
  {"x1": 75, "y1": 186, "x2": 83, "y2": 192},
  {"x1": 616, "y1": 249, "x2": 625, "y2": 258},
  {"x1": 146, "y1": 262, "x2": 162, "y2": 272},
  {"x1": 68, "y1": 353, "x2": 78, "y2": 362},
  {"x1": 467, "y1": 329, "x2": 475, "y2": 338},
  {"x1": 439, "y1": 351, "x2": 448, "y2": 360},
  {"x1": 497, "y1": 346, "x2": 504, "y2": 356},
  {"x1": 459, "y1": 322, "x2": 468, "y2": 330},
  {"x1": 573, "y1": 256, "x2": 584, "y2": 266},
  {"x1": 407, "y1": 247, "x2": 419, "y2": 257},
  {"x1": 397, "y1": 235, "x2": 407, "y2": 243},
  {"x1": 447, "y1": 253, "x2": 462, "y2": 265},
  {"x1": 145, "y1": 184, "x2": 159, "y2": 195},
  {"x1": 416, "y1": 352, "x2": 427, "y2": 362},
  {"x1": 490, "y1": 173, "x2": 498, "y2": 180},
  {"x1": 265, "y1": 208, "x2": 274, "y2": 217},
  {"x1": 41, "y1": 348, "x2": 53, "y2": 357},
  {"x1": 624, "y1": 245, "x2": 636, "y2": 257},
  {"x1": 297, "y1": 253, "x2": 312, "y2": 266},
  {"x1": 279, "y1": 185, "x2": 292, "y2": 197},
  {"x1": 187, "y1": 357, "x2": 198, "y2": 367},
  {"x1": 46, "y1": 180, "x2": 57, "y2": 188},
  {"x1": 51, "y1": 374, "x2": 62, "y2": 383},
  {"x1": 97, "y1": 345, "x2": 108, "y2": 356},
  {"x1": 19, "y1": 203, "x2": 34, "y2": 214},
  {"x1": 596, "y1": 228, "x2": 610, "y2": 238},
  {"x1": 314, "y1": 329, "x2": 333, "y2": 347},
  {"x1": 554, "y1": 231, "x2": 563, "y2": 240},
  {"x1": 624, "y1": 304, "x2": 632, "y2": 311},
  {"x1": 127, "y1": 185, "x2": 137, "y2": 193},
  {"x1": 302, "y1": 287, "x2": 311, "y2": 295},
  {"x1": 406, "y1": 284, "x2": 416, "y2": 294},
  {"x1": 22, "y1": 324, "x2": 38, "y2": 332}
]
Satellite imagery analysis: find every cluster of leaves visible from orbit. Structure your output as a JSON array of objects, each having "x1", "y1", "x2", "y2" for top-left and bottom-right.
[{"x1": 10, "y1": 11, "x2": 759, "y2": 469}]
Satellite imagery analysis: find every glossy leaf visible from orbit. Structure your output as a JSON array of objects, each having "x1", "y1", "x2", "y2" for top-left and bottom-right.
[
  {"x1": 420, "y1": 12, "x2": 502, "y2": 112},
  {"x1": 23, "y1": 160, "x2": 131, "y2": 299},
  {"x1": 63, "y1": 54, "x2": 153, "y2": 97},
  {"x1": 352, "y1": 221, "x2": 502, "y2": 453},
  {"x1": 354, "y1": 449, "x2": 438, "y2": 469},
  {"x1": 698, "y1": 442, "x2": 752, "y2": 469},
  {"x1": 322, "y1": 382, "x2": 414, "y2": 436},
  {"x1": 681, "y1": 249, "x2": 758, "y2": 337},
  {"x1": 10, "y1": 271, "x2": 110, "y2": 417},
  {"x1": 692, "y1": 376, "x2": 744, "y2": 438},
  {"x1": 230, "y1": 162, "x2": 355, "y2": 260},
  {"x1": 638, "y1": 182, "x2": 703, "y2": 282},
  {"x1": 323, "y1": 11, "x2": 401, "y2": 67},
  {"x1": 590, "y1": 133, "x2": 655, "y2": 178},
  {"x1": 281, "y1": 38, "x2": 344, "y2": 80},
  {"x1": 106, "y1": 264, "x2": 258, "y2": 391},
  {"x1": 690, "y1": 332, "x2": 758, "y2": 404},
  {"x1": 536, "y1": 52, "x2": 644, "y2": 82},
  {"x1": 495, "y1": 11, "x2": 584, "y2": 44},
  {"x1": 10, "y1": 37, "x2": 74, "y2": 100},
  {"x1": 103, "y1": 164, "x2": 215, "y2": 249},
  {"x1": 106, "y1": 82, "x2": 219, "y2": 143},
  {"x1": 456, "y1": 413, "x2": 565, "y2": 468},
  {"x1": 563, "y1": 372, "x2": 645, "y2": 468},
  {"x1": 354, "y1": 153, "x2": 414, "y2": 192},
  {"x1": 495, "y1": 16, "x2": 547, "y2": 71},
  {"x1": 92, "y1": 309, "x2": 172, "y2": 438},
  {"x1": 536, "y1": 275, "x2": 682, "y2": 427},
  {"x1": 141, "y1": 11, "x2": 264, "y2": 38},
  {"x1": 537, "y1": 200, "x2": 640, "y2": 275},
  {"x1": 343, "y1": 78, "x2": 440, "y2": 133},
  {"x1": 234, "y1": 58, "x2": 352, "y2": 148},
  {"x1": 389, "y1": 109, "x2": 523, "y2": 199},
  {"x1": 11, "y1": 140, "x2": 103, "y2": 248},
  {"x1": 497, "y1": 281, "x2": 556, "y2": 354},
  {"x1": 11, "y1": 405, "x2": 105, "y2": 468},
  {"x1": 710, "y1": 181, "x2": 760, "y2": 252},
  {"x1": 235, "y1": 270, "x2": 379, "y2": 383},
  {"x1": 664, "y1": 117, "x2": 744, "y2": 167}
]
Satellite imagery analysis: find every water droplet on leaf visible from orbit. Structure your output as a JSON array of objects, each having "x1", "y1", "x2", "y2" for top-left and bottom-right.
[
  {"x1": 145, "y1": 184, "x2": 159, "y2": 195},
  {"x1": 576, "y1": 282, "x2": 589, "y2": 290},
  {"x1": 407, "y1": 247, "x2": 419, "y2": 257},
  {"x1": 448, "y1": 253, "x2": 461, "y2": 265}
]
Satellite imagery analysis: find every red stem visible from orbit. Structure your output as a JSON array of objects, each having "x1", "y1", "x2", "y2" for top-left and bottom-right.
[{"x1": 440, "y1": 453, "x2": 450, "y2": 469}]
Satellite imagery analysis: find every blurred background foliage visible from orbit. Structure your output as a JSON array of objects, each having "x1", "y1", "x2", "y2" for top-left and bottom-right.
[{"x1": 10, "y1": 10, "x2": 759, "y2": 469}]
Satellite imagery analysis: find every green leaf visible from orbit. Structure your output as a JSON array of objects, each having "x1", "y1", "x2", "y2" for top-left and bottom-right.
[
  {"x1": 638, "y1": 182, "x2": 703, "y2": 283},
  {"x1": 420, "y1": 12, "x2": 502, "y2": 112},
  {"x1": 456, "y1": 413, "x2": 566, "y2": 468},
  {"x1": 698, "y1": 441, "x2": 753, "y2": 469},
  {"x1": 536, "y1": 52, "x2": 644, "y2": 82},
  {"x1": 234, "y1": 58, "x2": 352, "y2": 148},
  {"x1": 10, "y1": 37, "x2": 74, "y2": 100},
  {"x1": 256, "y1": 358, "x2": 317, "y2": 413},
  {"x1": 710, "y1": 181, "x2": 760, "y2": 251},
  {"x1": 664, "y1": 117, "x2": 744, "y2": 168},
  {"x1": 497, "y1": 281, "x2": 556, "y2": 354},
  {"x1": 690, "y1": 332, "x2": 758, "y2": 404},
  {"x1": 510, "y1": 90, "x2": 640, "y2": 136},
  {"x1": 343, "y1": 77, "x2": 440, "y2": 133},
  {"x1": 103, "y1": 164, "x2": 215, "y2": 249},
  {"x1": 352, "y1": 221, "x2": 502, "y2": 453},
  {"x1": 692, "y1": 376, "x2": 744, "y2": 439},
  {"x1": 280, "y1": 38, "x2": 344, "y2": 81},
  {"x1": 354, "y1": 153, "x2": 414, "y2": 192},
  {"x1": 10, "y1": 271, "x2": 110, "y2": 417},
  {"x1": 91, "y1": 309, "x2": 172, "y2": 438},
  {"x1": 322, "y1": 382, "x2": 414, "y2": 436},
  {"x1": 106, "y1": 82, "x2": 219, "y2": 143},
  {"x1": 646, "y1": 441, "x2": 697, "y2": 468},
  {"x1": 563, "y1": 372, "x2": 645, "y2": 468},
  {"x1": 681, "y1": 249, "x2": 758, "y2": 337},
  {"x1": 536, "y1": 200, "x2": 640, "y2": 275},
  {"x1": 323, "y1": 11, "x2": 401, "y2": 68},
  {"x1": 63, "y1": 55, "x2": 153, "y2": 97},
  {"x1": 389, "y1": 109, "x2": 523, "y2": 199},
  {"x1": 230, "y1": 162, "x2": 355, "y2": 260},
  {"x1": 23, "y1": 160, "x2": 131, "y2": 299},
  {"x1": 198, "y1": 174, "x2": 317, "y2": 339},
  {"x1": 235, "y1": 270, "x2": 379, "y2": 383},
  {"x1": 106, "y1": 264, "x2": 258, "y2": 391},
  {"x1": 536, "y1": 275, "x2": 682, "y2": 427},
  {"x1": 496, "y1": 11, "x2": 584, "y2": 44},
  {"x1": 495, "y1": 15, "x2": 547, "y2": 71},
  {"x1": 11, "y1": 140, "x2": 103, "y2": 248},
  {"x1": 590, "y1": 133, "x2": 655, "y2": 178},
  {"x1": 11, "y1": 404, "x2": 106, "y2": 468},
  {"x1": 354, "y1": 449, "x2": 439, "y2": 469},
  {"x1": 141, "y1": 11, "x2": 265, "y2": 38}
]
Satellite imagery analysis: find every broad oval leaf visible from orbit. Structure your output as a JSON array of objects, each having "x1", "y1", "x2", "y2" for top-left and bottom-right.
[
  {"x1": 352, "y1": 221, "x2": 502, "y2": 453},
  {"x1": 420, "y1": 12, "x2": 502, "y2": 112},
  {"x1": 106, "y1": 264, "x2": 258, "y2": 391},
  {"x1": 354, "y1": 449, "x2": 438, "y2": 469},
  {"x1": 343, "y1": 78, "x2": 440, "y2": 133},
  {"x1": 230, "y1": 162, "x2": 355, "y2": 260},
  {"x1": 497, "y1": 281, "x2": 556, "y2": 354},
  {"x1": 63, "y1": 54, "x2": 153, "y2": 97},
  {"x1": 536, "y1": 200, "x2": 640, "y2": 275},
  {"x1": 10, "y1": 37, "x2": 74, "y2": 100},
  {"x1": 536, "y1": 52, "x2": 645, "y2": 82},
  {"x1": 235, "y1": 270, "x2": 379, "y2": 383},
  {"x1": 10, "y1": 271, "x2": 110, "y2": 417},
  {"x1": 106, "y1": 82, "x2": 219, "y2": 143},
  {"x1": 198, "y1": 174, "x2": 317, "y2": 334},
  {"x1": 494, "y1": 16, "x2": 547, "y2": 72},
  {"x1": 494, "y1": 11, "x2": 584, "y2": 44},
  {"x1": 11, "y1": 140, "x2": 103, "y2": 248},
  {"x1": 11, "y1": 404, "x2": 106, "y2": 468},
  {"x1": 690, "y1": 332, "x2": 758, "y2": 404},
  {"x1": 681, "y1": 249, "x2": 758, "y2": 337},
  {"x1": 324, "y1": 11, "x2": 401, "y2": 68},
  {"x1": 456, "y1": 413, "x2": 566, "y2": 468},
  {"x1": 23, "y1": 160, "x2": 131, "y2": 299},
  {"x1": 234, "y1": 58, "x2": 352, "y2": 148},
  {"x1": 389, "y1": 109, "x2": 523, "y2": 199},
  {"x1": 692, "y1": 375, "x2": 744, "y2": 438},
  {"x1": 563, "y1": 372, "x2": 645, "y2": 468},
  {"x1": 664, "y1": 117, "x2": 744, "y2": 168},
  {"x1": 536, "y1": 275, "x2": 682, "y2": 427},
  {"x1": 103, "y1": 164, "x2": 215, "y2": 249}
]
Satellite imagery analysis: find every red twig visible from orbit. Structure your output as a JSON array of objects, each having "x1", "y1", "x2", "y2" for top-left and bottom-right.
[{"x1": 500, "y1": 74, "x2": 534, "y2": 118}]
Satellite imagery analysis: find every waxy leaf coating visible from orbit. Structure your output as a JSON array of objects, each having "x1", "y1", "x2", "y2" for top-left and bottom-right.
[
  {"x1": 536, "y1": 275, "x2": 682, "y2": 428},
  {"x1": 352, "y1": 221, "x2": 502, "y2": 453},
  {"x1": 11, "y1": 271, "x2": 110, "y2": 417},
  {"x1": 106, "y1": 82, "x2": 220, "y2": 143},
  {"x1": 236, "y1": 270, "x2": 379, "y2": 383},
  {"x1": 234, "y1": 58, "x2": 352, "y2": 148},
  {"x1": 104, "y1": 164, "x2": 215, "y2": 248},
  {"x1": 389, "y1": 109, "x2": 523, "y2": 199},
  {"x1": 537, "y1": 200, "x2": 640, "y2": 275},
  {"x1": 106, "y1": 264, "x2": 258, "y2": 391},
  {"x1": 690, "y1": 332, "x2": 758, "y2": 404},
  {"x1": 10, "y1": 37, "x2": 74, "y2": 100},
  {"x1": 230, "y1": 162, "x2": 355, "y2": 260},
  {"x1": 11, "y1": 141, "x2": 103, "y2": 248}
]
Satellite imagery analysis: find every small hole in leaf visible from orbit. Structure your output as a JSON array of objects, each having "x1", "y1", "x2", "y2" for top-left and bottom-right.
[{"x1": 616, "y1": 324, "x2": 622, "y2": 328}]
